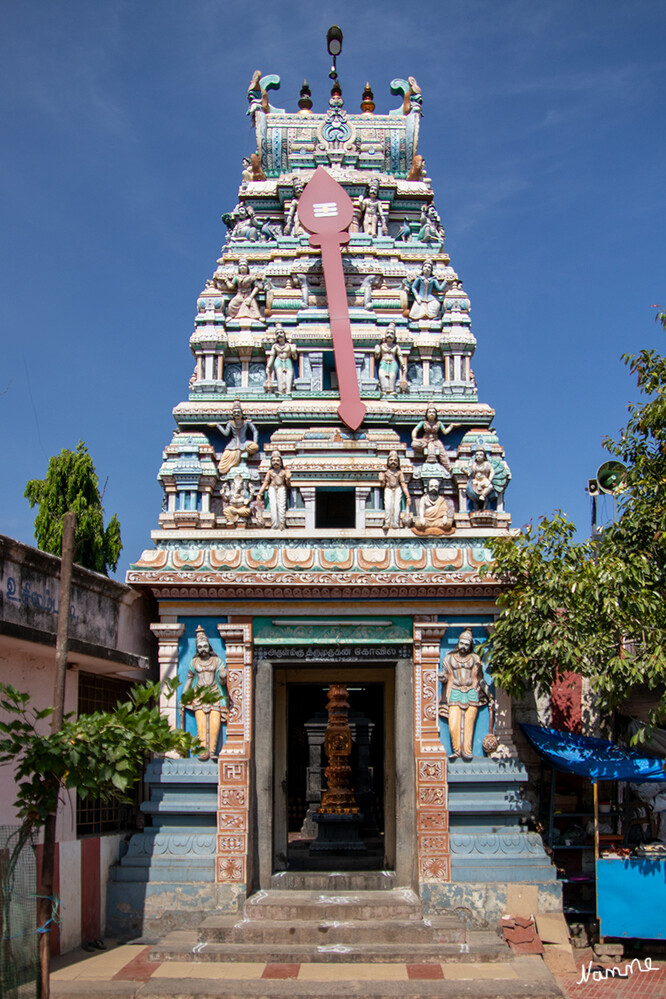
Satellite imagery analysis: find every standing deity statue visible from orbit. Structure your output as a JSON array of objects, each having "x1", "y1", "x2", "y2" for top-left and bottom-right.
[
  {"x1": 413, "y1": 478, "x2": 454, "y2": 535},
  {"x1": 357, "y1": 178, "x2": 388, "y2": 237},
  {"x1": 259, "y1": 450, "x2": 291, "y2": 530},
  {"x1": 374, "y1": 322, "x2": 408, "y2": 395},
  {"x1": 411, "y1": 406, "x2": 457, "y2": 470},
  {"x1": 409, "y1": 259, "x2": 448, "y2": 320},
  {"x1": 438, "y1": 630, "x2": 489, "y2": 761},
  {"x1": 265, "y1": 324, "x2": 298, "y2": 394},
  {"x1": 181, "y1": 626, "x2": 228, "y2": 761},
  {"x1": 379, "y1": 451, "x2": 411, "y2": 529},
  {"x1": 283, "y1": 176, "x2": 305, "y2": 236},
  {"x1": 216, "y1": 400, "x2": 259, "y2": 476},
  {"x1": 222, "y1": 474, "x2": 255, "y2": 527},
  {"x1": 224, "y1": 257, "x2": 264, "y2": 320}
]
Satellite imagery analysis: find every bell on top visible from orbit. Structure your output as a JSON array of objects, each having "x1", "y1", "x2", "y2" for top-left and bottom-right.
[{"x1": 361, "y1": 82, "x2": 375, "y2": 113}]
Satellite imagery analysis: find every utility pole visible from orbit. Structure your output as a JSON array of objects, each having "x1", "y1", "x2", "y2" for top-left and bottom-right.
[{"x1": 39, "y1": 511, "x2": 75, "y2": 998}]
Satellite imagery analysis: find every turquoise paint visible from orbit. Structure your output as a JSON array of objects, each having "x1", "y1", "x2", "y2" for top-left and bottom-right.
[{"x1": 177, "y1": 617, "x2": 227, "y2": 751}]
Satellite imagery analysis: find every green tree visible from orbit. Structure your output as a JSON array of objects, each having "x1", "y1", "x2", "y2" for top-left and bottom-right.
[
  {"x1": 482, "y1": 311, "x2": 666, "y2": 730},
  {"x1": 25, "y1": 441, "x2": 122, "y2": 575}
]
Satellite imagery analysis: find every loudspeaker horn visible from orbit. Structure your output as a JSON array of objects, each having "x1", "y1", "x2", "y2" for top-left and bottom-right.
[{"x1": 596, "y1": 460, "x2": 627, "y2": 495}]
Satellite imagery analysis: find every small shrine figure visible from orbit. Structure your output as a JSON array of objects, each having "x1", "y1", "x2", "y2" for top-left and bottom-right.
[
  {"x1": 411, "y1": 405, "x2": 457, "y2": 470},
  {"x1": 413, "y1": 478, "x2": 455, "y2": 535},
  {"x1": 241, "y1": 157, "x2": 253, "y2": 185},
  {"x1": 259, "y1": 450, "x2": 291, "y2": 530},
  {"x1": 283, "y1": 176, "x2": 305, "y2": 236},
  {"x1": 415, "y1": 205, "x2": 445, "y2": 247},
  {"x1": 216, "y1": 400, "x2": 259, "y2": 475},
  {"x1": 222, "y1": 474, "x2": 255, "y2": 527},
  {"x1": 379, "y1": 451, "x2": 411, "y2": 530},
  {"x1": 265, "y1": 324, "x2": 298, "y2": 394},
  {"x1": 225, "y1": 257, "x2": 264, "y2": 320},
  {"x1": 374, "y1": 322, "x2": 408, "y2": 395},
  {"x1": 409, "y1": 259, "x2": 447, "y2": 320},
  {"x1": 357, "y1": 178, "x2": 388, "y2": 237},
  {"x1": 360, "y1": 273, "x2": 382, "y2": 309},
  {"x1": 181, "y1": 625, "x2": 228, "y2": 761},
  {"x1": 438, "y1": 630, "x2": 489, "y2": 761},
  {"x1": 466, "y1": 447, "x2": 496, "y2": 510}
]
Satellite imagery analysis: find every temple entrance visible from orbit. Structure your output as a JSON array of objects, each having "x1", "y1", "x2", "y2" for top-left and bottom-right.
[{"x1": 273, "y1": 667, "x2": 395, "y2": 873}]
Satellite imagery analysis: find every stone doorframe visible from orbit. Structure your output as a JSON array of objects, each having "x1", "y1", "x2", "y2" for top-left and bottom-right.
[{"x1": 253, "y1": 655, "x2": 417, "y2": 891}]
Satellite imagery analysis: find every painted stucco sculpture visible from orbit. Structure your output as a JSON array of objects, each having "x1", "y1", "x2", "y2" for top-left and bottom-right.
[
  {"x1": 181, "y1": 626, "x2": 228, "y2": 760},
  {"x1": 438, "y1": 630, "x2": 489, "y2": 761}
]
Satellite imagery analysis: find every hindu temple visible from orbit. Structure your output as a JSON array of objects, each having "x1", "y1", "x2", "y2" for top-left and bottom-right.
[{"x1": 107, "y1": 56, "x2": 559, "y2": 940}]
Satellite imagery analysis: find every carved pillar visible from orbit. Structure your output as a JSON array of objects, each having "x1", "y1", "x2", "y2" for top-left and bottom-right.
[
  {"x1": 301, "y1": 486, "x2": 316, "y2": 530},
  {"x1": 355, "y1": 487, "x2": 370, "y2": 529},
  {"x1": 216, "y1": 620, "x2": 253, "y2": 885},
  {"x1": 150, "y1": 622, "x2": 185, "y2": 731},
  {"x1": 413, "y1": 619, "x2": 450, "y2": 883}
]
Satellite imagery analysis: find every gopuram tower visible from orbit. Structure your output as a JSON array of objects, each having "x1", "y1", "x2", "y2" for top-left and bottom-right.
[{"x1": 111, "y1": 59, "x2": 557, "y2": 936}]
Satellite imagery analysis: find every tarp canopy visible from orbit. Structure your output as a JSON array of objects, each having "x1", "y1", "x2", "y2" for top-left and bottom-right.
[{"x1": 521, "y1": 724, "x2": 666, "y2": 783}]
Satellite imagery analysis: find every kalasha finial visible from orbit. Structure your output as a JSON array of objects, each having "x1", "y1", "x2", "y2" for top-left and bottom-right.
[
  {"x1": 330, "y1": 77, "x2": 342, "y2": 104},
  {"x1": 298, "y1": 79, "x2": 313, "y2": 112},
  {"x1": 361, "y1": 82, "x2": 375, "y2": 113}
]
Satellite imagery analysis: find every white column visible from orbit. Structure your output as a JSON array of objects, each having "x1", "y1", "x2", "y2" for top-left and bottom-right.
[{"x1": 150, "y1": 623, "x2": 186, "y2": 730}]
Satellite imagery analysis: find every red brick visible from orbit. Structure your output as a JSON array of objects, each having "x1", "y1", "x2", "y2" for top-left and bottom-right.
[{"x1": 261, "y1": 963, "x2": 300, "y2": 979}]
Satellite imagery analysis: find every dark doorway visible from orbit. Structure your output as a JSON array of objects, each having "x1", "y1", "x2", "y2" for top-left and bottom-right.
[{"x1": 285, "y1": 682, "x2": 385, "y2": 870}]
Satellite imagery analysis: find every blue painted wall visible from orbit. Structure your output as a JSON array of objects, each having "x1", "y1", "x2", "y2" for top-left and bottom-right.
[{"x1": 177, "y1": 617, "x2": 228, "y2": 751}]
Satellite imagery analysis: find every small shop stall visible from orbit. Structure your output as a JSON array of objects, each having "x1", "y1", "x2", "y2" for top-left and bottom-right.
[{"x1": 522, "y1": 724, "x2": 666, "y2": 940}]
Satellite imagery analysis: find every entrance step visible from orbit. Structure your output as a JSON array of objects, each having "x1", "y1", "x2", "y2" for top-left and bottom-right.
[
  {"x1": 152, "y1": 930, "x2": 508, "y2": 964},
  {"x1": 149, "y1": 889, "x2": 510, "y2": 966},
  {"x1": 242, "y1": 888, "x2": 422, "y2": 922},
  {"x1": 197, "y1": 915, "x2": 466, "y2": 945},
  {"x1": 270, "y1": 869, "x2": 396, "y2": 891}
]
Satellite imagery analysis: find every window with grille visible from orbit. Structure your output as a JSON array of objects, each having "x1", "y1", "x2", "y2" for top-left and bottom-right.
[{"x1": 76, "y1": 673, "x2": 141, "y2": 837}]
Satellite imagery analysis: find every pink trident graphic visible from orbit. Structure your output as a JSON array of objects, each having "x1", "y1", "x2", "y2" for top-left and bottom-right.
[{"x1": 297, "y1": 167, "x2": 367, "y2": 431}]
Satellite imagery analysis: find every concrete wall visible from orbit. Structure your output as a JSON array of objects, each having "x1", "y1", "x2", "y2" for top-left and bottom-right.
[{"x1": 0, "y1": 533, "x2": 157, "y2": 952}]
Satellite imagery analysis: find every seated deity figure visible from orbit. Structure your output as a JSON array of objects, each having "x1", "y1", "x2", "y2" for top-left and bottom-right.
[
  {"x1": 259, "y1": 450, "x2": 291, "y2": 530},
  {"x1": 222, "y1": 474, "x2": 255, "y2": 527},
  {"x1": 283, "y1": 175, "x2": 305, "y2": 236},
  {"x1": 181, "y1": 625, "x2": 228, "y2": 761},
  {"x1": 225, "y1": 257, "x2": 264, "y2": 320},
  {"x1": 438, "y1": 630, "x2": 489, "y2": 761},
  {"x1": 412, "y1": 478, "x2": 455, "y2": 535},
  {"x1": 265, "y1": 324, "x2": 298, "y2": 394},
  {"x1": 358, "y1": 178, "x2": 388, "y2": 237},
  {"x1": 466, "y1": 447, "x2": 496, "y2": 510},
  {"x1": 411, "y1": 405, "x2": 457, "y2": 471},
  {"x1": 216, "y1": 400, "x2": 259, "y2": 476},
  {"x1": 416, "y1": 204, "x2": 445, "y2": 246},
  {"x1": 379, "y1": 451, "x2": 411, "y2": 529},
  {"x1": 374, "y1": 322, "x2": 408, "y2": 395},
  {"x1": 409, "y1": 259, "x2": 447, "y2": 320}
]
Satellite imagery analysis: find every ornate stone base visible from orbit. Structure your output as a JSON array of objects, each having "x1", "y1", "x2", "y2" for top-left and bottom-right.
[{"x1": 310, "y1": 813, "x2": 366, "y2": 853}]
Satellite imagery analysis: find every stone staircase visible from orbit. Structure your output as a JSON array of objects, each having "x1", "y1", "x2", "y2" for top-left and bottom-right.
[{"x1": 151, "y1": 877, "x2": 508, "y2": 966}]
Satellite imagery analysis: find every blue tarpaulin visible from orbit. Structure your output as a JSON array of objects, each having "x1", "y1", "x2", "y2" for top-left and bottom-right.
[{"x1": 521, "y1": 724, "x2": 666, "y2": 783}]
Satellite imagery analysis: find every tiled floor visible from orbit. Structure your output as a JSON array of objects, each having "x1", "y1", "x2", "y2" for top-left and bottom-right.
[{"x1": 49, "y1": 941, "x2": 666, "y2": 996}]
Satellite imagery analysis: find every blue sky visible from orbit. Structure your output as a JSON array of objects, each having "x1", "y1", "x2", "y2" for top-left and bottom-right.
[{"x1": 1, "y1": 0, "x2": 664, "y2": 577}]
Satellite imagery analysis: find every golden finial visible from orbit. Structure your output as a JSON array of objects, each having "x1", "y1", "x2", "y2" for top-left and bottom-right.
[{"x1": 361, "y1": 81, "x2": 375, "y2": 113}]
